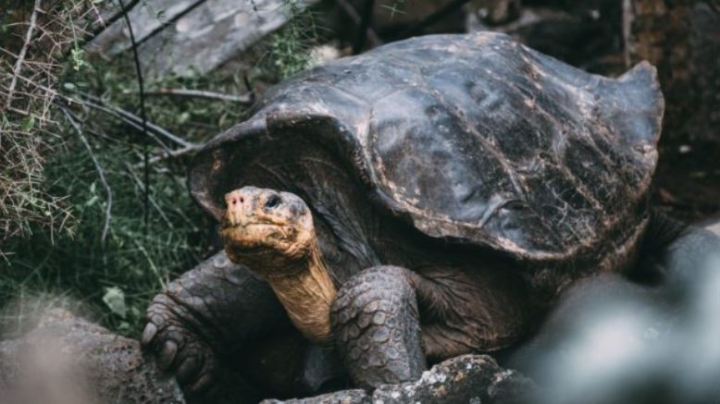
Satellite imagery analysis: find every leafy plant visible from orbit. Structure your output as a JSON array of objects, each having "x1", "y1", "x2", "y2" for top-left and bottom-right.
[
  {"x1": 0, "y1": 0, "x2": 321, "y2": 337},
  {"x1": 263, "y1": 0, "x2": 322, "y2": 79}
]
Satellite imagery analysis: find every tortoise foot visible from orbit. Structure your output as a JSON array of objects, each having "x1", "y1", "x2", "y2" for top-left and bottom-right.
[{"x1": 143, "y1": 292, "x2": 220, "y2": 396}]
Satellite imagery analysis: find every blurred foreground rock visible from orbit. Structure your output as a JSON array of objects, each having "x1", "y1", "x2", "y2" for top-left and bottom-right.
[
  {"x1": 0, "y1": 309, "x2": 185, "y2": 404},
  {"x1": 510, "y1": 219, "x2": 720, "y2": 404},
  {"x1": 705, "y1": 216, "x2": 720, "y2": 236},
  {"x1": 262, "y1": 355, "x2": 536, "y2": 404}
]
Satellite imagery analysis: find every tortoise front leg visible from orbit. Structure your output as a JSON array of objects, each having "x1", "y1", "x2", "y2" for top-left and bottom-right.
[
  {"x1": 330, "y1": 266, "x2": 426, "y2": 389},
  {"x1": 330, "y1": 264, "x2": 531, "y2": 390},
  {"x1": 142, "y1": 251, "x2": 290, "y2": 396}
]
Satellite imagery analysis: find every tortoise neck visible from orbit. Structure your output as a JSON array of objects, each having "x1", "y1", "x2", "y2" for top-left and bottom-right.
[{"x1": 266, "y1": 244, "x2": 337, "y2": 343}]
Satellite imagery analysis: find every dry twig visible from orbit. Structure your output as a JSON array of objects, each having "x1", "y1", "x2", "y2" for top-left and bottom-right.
[
  {"x1": 6, "y1": 0, "x2": 42, "y2": 109},
  {"x1": 123, "y1": 162, "x2": 173, "y2": 229},
  {"x1": 60, "y1": 107, "x2": 113, "y2": 245},
  {"x1": 124, "y1": 88, "x2": 253, "y2": 104},
  {"x1": 72, "y1": 92, "x2": 196, "y2": 149}
]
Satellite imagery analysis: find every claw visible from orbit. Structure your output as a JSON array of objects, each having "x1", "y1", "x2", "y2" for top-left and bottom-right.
[
  {"x1": 189, "y1": 373, "x2": 214, "y2": 394},
  {"x1": 159, "y1": 340, "x2": 179, "y2": 370},
  {"x1": 176, "y1": 356, "x2": 201, "y2": 385},
  {"x1": 142, "y1": 323, "x2": 158, "y2": 346}
]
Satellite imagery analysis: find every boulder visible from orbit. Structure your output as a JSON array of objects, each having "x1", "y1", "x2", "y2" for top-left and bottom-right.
[
  {"x1": 0, "y1": 308, "x2": 185, "y2": 404},
  {"x1": 262, "y1": 355, "x2": 535, "y2": 404}
]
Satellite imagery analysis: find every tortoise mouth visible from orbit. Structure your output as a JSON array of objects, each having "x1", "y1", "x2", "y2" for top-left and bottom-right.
[
  {"x1": 220, "y1": 222, "x2": 287, "y2": 243},
  {"x1": 220, "y1": 221, "x2": 282, "y2": 231},
  {"x1": 220, "y1": 213, "x2": 290, "y2": 233}
]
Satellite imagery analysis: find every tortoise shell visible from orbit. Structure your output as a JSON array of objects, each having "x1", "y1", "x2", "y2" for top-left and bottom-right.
[{"x1": 190, "y1": 32, "x2": 663, "y2": 263}]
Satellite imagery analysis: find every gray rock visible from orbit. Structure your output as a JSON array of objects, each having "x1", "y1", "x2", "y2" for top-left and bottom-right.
[
  {"x1": 87, "y1": 0, "x2": 320, "y2": 79},
  {"x1": 262, "y1": 355, "x2": 535, "y2": 404},
  {"x1": 702, "y1": 216, "x2": 720, "y2": 236},
  {"x1": 629, "y1": 1, "x2": 720, "y2": 143},
  {"x1": 0, "y1": 308, "x2": 185, "y2": 404}
]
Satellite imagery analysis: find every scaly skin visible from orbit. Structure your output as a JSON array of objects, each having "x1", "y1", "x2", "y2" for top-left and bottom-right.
[
  {"x1": 142, "y1": 251, "x2": 290, "y2": 397},
  {"x1": 331, "y1": 266, "x2": 426, "y2": 389},
  {"x1": 220, "y1": 187, "x2": 337, "y2": 343}
]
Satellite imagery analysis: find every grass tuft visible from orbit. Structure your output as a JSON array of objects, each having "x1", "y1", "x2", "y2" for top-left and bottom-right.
[{"x1": 0, "y1": 0, "x2": 318, "y2": 337}]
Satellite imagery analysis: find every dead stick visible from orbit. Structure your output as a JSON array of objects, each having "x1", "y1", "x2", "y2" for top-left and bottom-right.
[
  {"x1": 6, "y1": 0, "x2": 42, "y2": 109},
  {"x1": 123, "y1": 162, "x2": 174, "y2": 229},
  {"x1": 133, "y1": 144, "x2": 200, "y2": 169},
  {"x1": 74, "y1": 92, "x2": 196, "y2": 149},
  {"x1": 65, "y1": 96, "x2": 174, "y2": 153},
  {"x1": 60, "y1": 107, "x2": 113, "y2": 245},
  {"x1": 124, "y1": 88, "x2": 253, "y2": 104}
]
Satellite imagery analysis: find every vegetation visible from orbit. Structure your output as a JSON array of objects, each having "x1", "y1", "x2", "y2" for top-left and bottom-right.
[{"x1": 0, "y1": 0, "x2": 318, "y2": 336}]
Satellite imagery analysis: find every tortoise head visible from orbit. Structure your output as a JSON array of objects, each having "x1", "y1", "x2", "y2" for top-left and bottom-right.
[{"x1": 220, "y1": 186, "x2": 316, "y2": 275}]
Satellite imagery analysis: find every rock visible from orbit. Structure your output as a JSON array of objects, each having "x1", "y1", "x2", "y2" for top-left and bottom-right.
[
  {"x1": 510, "y1": 220, "x2": 720, "y2": 404},
  {"x1": 0, "y1": 308, "x2": 185, "y2": 404},
  {"x1": 467, "y1": 1, "x2": 625, "y2": 73},
  {"x1": 702, "y1": 216, "x2": 720, "y2": 236},
  {"x1": 628, "y1": 1, "x2": 720, "y2": 143},
  {"x1": 87, "y1": 0, "x2": 321, "y2": 79},
  {"x1": 261, "y1": 355, "x2": 536, "y2": 404}
]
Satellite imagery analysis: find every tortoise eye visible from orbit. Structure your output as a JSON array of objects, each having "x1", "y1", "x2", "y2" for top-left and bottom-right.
[{"x1": 265, "y1": 195, "x2": 281, "y2": 209}]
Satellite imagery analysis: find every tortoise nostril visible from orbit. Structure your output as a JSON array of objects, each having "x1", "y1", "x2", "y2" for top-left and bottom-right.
[{"x1": 239, "y1": 197, "x2": 244, "y2": 203}]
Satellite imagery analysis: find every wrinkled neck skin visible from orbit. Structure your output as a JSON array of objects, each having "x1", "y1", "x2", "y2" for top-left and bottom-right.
[
  {"x1": 266, "y1": 246, "x2": 337, "y2": 343},
  {"x1": 228, "y1": 242, "x2": 337, "y2": 343}
]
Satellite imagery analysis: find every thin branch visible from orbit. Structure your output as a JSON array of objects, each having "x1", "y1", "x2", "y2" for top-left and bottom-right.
[
  {"x1": 116, "y1": 0, "x2": 151, "y2": 233},
  {"x1": 124, "y1": 88, "x2": 253, "y2": 104},
  {"x1": 333, "y1": 0, "x2": 382, "y2": 48},
  {"x1": 6, "y1": 0, "x2": 42, "y2": 109},
  {"x1": 123, "y1": 162, "x2": 173, "y2": 229},
  {"x1": 132, "y1": 144, "x2": 201, "y2": 169},
  {"x1": 60, "y1": 107, "x2": 113, "y2": 245},
  {"x1": 72, "y1": 93, "x2": 196, "y2": 149},
  {"x1": 242, "y1": 75, "x2": 256, "y2": 105},
  {"x1": 60, "y1": 102, "x2": 138, "y2": 148},
  {"x1": 61, "y1": 96, "x2": 172, "y2": 153}
]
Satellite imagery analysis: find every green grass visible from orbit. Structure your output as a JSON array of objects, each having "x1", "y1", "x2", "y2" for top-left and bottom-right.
[
  {"x1": 0, "y1": 0, "x2": 320, "y2": 338},
  {"x1": 0, "y1": 57, "x2": 255, "y2": 336},
  {"x1": 0, "y1": 135, "x2": 208, "y2": 336},
  {"x1": 261, "y1": 0, "x2": 323, "y2": 79}
]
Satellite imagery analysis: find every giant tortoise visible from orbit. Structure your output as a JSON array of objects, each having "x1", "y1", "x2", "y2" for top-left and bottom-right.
[{"x1": 141, "y1": 32, "x2": 720, "y2": 399}]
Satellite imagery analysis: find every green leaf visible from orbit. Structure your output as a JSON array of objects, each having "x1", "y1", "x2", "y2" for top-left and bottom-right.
[
  {"x1": 22, "y1": 115, "x2": 35, "y2": 131},
  {"x1": 102, "y1": 287, "x2": 127, "y2": 319},
  {"x1": 71, "y1": 48, "x2": 86, "y2": 71},
  {"x1": 85, "y1": 195, "x2": 99, "y2": 207}
]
